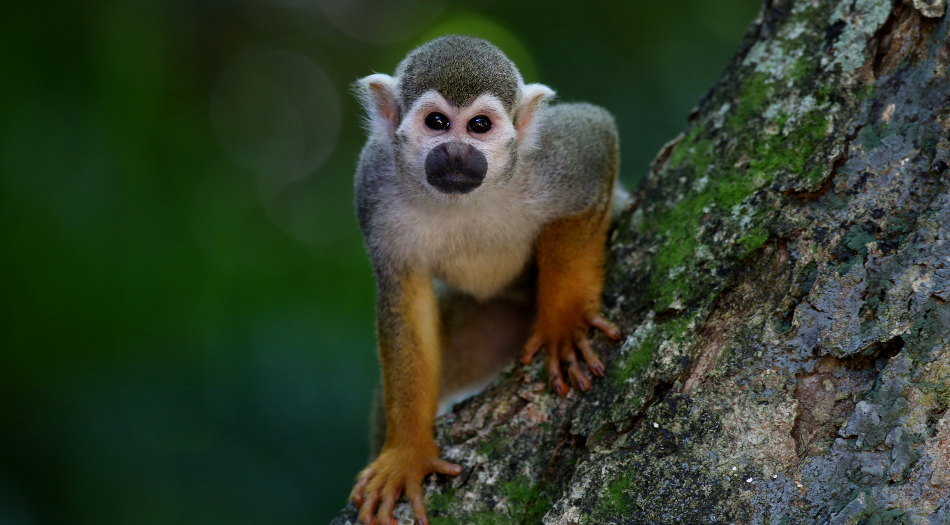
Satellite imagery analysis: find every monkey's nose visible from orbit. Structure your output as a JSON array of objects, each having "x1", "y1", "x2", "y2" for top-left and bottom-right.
[
  {"x1": 439, "y1": 142, "x2": 475, "y2": 163},
  {"x1": 425, "y1": 141, "x2": 488, "y2": 195}
]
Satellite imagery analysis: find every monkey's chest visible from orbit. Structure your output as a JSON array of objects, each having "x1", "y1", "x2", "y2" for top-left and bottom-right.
[
  {"x1": 434, "y1": 239, "x2": 535, "y2": 300},
  {"x1": 400, "y1": 205, "x2": 543, "y2": 301}
]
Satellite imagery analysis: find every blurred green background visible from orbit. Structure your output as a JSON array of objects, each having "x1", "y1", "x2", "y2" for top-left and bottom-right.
[{"x1": 0, "y1": 0, "x2": 760, "y2": 523}]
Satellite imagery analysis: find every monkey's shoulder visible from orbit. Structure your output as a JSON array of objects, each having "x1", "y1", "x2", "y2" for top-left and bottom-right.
[
  {"x1": 540, "y1": 103, "x2": 618, "y2": 146},
  {"x1": 527, "y1": 102, "x2": 619, "y2": 215},
  {"x1": 533, "y1": 102, "x2": 618, "y2": 171}
]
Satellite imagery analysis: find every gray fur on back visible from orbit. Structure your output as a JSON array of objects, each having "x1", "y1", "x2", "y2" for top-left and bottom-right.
[
  {"x1": 395, "y1": 35, "x2": 520, "y2": 115},
  {"x1": 527, "y1": 102, "x2": 619, "y2": 217}
]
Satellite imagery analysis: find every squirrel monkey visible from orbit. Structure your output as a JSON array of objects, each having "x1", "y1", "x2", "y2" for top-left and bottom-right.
[{"x1": 350, "y1": 35, "x2": 622, "y2": 525}]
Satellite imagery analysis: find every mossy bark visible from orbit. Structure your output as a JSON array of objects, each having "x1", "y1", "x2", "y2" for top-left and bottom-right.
[{"x1": 333, "y1": 0, "x2": 950, "y2": 522}]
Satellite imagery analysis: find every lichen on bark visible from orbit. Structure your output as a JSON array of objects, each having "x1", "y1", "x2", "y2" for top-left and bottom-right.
[{"x1": 332, "y1": 0, "x2": 950, "y2": 523}]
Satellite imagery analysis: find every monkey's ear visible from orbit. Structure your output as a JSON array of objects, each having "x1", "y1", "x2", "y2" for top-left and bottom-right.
[
  {"x1": 514, "y1": 83, "x2": 555, "y2": 147},
  {"x1": 355, "y1": 74, "x2": 399, "y2": 135}
]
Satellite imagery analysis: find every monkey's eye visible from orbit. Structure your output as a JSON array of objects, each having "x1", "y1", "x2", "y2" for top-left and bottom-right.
[
  {"x1": 467, "y1": 116, "x2": 492, "y2": 134},
  {"x1": 424, "y1": 112, "x2": 449, "y2": 130}
]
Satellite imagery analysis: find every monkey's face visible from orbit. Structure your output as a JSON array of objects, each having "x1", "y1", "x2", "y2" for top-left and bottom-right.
[{"x1": 396, "y1": 91, "x2": 518, "y2": 198}]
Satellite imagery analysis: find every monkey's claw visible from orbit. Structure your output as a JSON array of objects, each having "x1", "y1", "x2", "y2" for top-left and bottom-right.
[
  {"x1": 350, "y1": 445, "x2": 462, "y2": 525},
  {"x1": 520, "y1": 313, "x2": 621, "y2": 395}
]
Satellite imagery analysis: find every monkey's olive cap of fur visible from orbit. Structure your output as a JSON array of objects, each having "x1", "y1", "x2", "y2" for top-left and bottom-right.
[{"x1": 395, "y1": 35, "x2": 521, "y2": 115}]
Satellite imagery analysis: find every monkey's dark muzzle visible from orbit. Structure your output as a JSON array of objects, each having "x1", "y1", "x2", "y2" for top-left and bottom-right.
[{"x1": 424, "y1": 141, "x2": 487, "y2": 194}]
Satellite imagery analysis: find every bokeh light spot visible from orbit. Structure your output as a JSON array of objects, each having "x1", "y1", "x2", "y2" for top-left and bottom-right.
[
  {"x1": 316, "y1": 0, "x2": 447, "y2": 44},
  {"x1": 210, "y1": 49, "x2": 341, "y2": 186}
]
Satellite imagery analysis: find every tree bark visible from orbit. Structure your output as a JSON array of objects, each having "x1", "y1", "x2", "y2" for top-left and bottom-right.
[{"x1": 333, "y1": 0, "x2": 950, "y2": 522}]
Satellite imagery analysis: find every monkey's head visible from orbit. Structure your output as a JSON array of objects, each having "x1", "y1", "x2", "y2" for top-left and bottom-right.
[{"x1": 356, "y1": 35, "x2": 554, "y2": 198}]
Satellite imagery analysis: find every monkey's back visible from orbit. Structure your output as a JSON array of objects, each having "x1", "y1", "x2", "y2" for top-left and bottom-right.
[{"x1": 529, "y1": 103, "x2": 619, "y2": 219}]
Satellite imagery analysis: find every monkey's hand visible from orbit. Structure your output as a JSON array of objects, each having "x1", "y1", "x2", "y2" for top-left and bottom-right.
[
  {"x1": 521, "y1": 209, "x2": 621, "y2": 395},
  {"x1": 520, "y1": 312, "x2": 621, "y2": 395},
  {"x1": 350, "y1": 441, "x2": 462, "y2": 525}
]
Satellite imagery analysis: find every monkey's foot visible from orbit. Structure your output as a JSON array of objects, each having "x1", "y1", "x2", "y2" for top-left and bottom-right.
[
  {"x1": 350, "y1": 444, "x2": 462, "y2": 525},
  {"x1": 520, "y1": 314, "x2": 621, "y2": 395}
]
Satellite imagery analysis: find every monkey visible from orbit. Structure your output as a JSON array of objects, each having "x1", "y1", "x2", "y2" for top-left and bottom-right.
[{"x1": 350, "y1": 35, "x2": 623, "y2": 525}]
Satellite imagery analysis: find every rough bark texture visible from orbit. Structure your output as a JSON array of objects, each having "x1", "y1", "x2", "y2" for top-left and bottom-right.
[{"x1": 333, "y1": 0, "x2": 950, "y2": 522}]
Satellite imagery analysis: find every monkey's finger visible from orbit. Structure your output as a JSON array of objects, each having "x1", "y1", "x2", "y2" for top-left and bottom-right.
[
  {"x1": 546, "y1": 345, "x2": 568, "y2": 396},
  {"x1": 574, "y1": 330, "x2": 605, "y2": 377},
  {"x1": 428, "y1": 458, "x2": 463, "y2": 476},
  {"x1": 520, "y1": 334, "x2": 543, "y2": 365},
  {"x1": 357, "y1": 489, "x2": 380, "y2": 525},
  {"x1": 406, "y1": 483, "x2": 429, "y2": 525},
  {"x1": 568, "y1": 366, "x2": 591, "y2": 391},
  {"x1": 351, "y1": 469, "x2": 376, "y2": 506},
  {"x1": 376, "y1": 483, "x2": 402, "y2": 525},
  {"x1": 588, "y1": 315, "x2": 621, "y2": 340},
  {"x1": 561, "y1": 342, "x2": 591, "y2": 392}
]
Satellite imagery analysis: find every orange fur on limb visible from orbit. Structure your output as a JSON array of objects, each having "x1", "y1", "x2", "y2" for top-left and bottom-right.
[
  {"x1": 381, "y1": 271, "x2": 439, "y2": 448},
  {"x1": 521, "y1": 206, "x2": 622, "y2": 395},
  {"x1": 351, "y1": 270, "x2": 461, "y2": 525}
]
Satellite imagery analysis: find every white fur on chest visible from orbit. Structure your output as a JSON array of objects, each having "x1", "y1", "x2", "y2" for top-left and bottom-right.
[{"x1": 388, "y1": 192, "x2": 545, "y2": 300}]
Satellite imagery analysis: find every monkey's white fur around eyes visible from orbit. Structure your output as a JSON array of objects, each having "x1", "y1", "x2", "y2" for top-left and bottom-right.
[{"x1": 396, "y1": 92, "x2": 519, "y2": 199}]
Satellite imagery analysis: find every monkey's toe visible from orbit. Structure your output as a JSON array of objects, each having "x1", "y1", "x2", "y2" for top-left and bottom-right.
[
  {"x1": 560, "y1": 342, "x2": 592, "y2": 392},
  {"x1": 520, "y1": 334, "x2": 544, "y2": 365},
  {"x1": 574, "y1": 328, "x2": 605, "y2": 377},
  {"x1": 544, "y1": 344, "x2": 570, "y2": 395},
  {"x1": 588, "y1": 314, "x2": 621, "y2": 340}
]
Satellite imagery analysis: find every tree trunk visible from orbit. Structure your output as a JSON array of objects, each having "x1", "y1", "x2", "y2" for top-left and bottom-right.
[{"x1": 333, "y1": 0, "x2": 950, "y2": 522}]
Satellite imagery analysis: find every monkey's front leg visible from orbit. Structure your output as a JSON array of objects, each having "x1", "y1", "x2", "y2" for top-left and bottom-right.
[
  {"x1": 521, "y1": 208, "x2": 622, "y2": 395},
  {"x1": 350, "y1": 269, "x2": 461, "y2": 525}
]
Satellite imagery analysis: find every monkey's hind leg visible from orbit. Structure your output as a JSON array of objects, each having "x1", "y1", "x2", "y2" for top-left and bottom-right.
[
  {"x1": 521, "y1": 207, "x2": 622, "y2": 395},
  {"x1": 438, "y1": 290, "x2": 532, "y2": 412}
]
